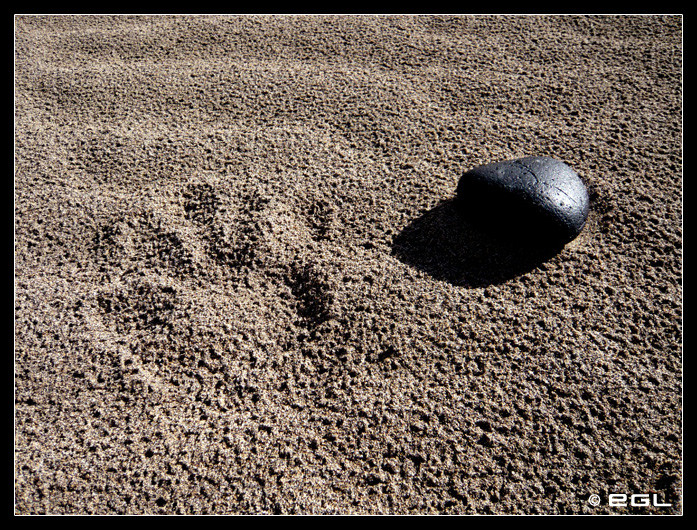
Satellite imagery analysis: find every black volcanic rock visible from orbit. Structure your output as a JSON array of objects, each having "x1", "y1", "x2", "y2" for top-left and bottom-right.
[{"x1": 455, "y1": 156, "x2": 590, "y2": 246}]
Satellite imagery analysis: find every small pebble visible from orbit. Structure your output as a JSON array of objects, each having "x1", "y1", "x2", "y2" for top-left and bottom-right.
[{"x1": 455, "y1": 156, "x2": 589, "y2": 245}]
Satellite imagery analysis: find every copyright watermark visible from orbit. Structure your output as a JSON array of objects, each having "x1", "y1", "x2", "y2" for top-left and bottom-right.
[
  {"x1": 588, "y1": 494, "x2": 601, "y2": 507},
  {"x1": 588, "y1": 493, "x2": 671, "y2": 508}
]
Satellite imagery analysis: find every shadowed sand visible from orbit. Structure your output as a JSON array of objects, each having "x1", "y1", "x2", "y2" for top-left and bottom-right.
[{"x1": 392, "y1": 199, "x2": 566, "y2": 287}]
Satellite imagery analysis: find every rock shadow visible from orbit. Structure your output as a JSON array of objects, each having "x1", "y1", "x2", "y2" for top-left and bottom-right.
[{"x1": 391, "y1": 199, "x2": 565, "y2": 287}]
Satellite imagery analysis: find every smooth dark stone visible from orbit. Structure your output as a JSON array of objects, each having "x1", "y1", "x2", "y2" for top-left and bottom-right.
[{"x1": 455, "y1": 156, "x2": 589, "y2": 246}]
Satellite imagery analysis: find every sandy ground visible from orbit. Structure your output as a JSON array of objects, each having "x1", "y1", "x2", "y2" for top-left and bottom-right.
[{"x1": 14, "y1": 15, "x2": 682, "y2": 515}]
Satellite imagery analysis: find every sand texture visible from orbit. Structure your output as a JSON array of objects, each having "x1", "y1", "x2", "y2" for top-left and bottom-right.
[{"x1": 14, "y1": 15, "x2": 682, "y2": 515}]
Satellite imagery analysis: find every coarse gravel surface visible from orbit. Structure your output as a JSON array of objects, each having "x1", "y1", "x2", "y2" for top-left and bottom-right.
[{"x1": 14, "y1": 14, "x2": 682, "y2": 515}]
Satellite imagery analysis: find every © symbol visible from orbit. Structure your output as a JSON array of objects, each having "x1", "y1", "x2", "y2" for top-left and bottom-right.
[{"x1": 588, "y1": 494, "x2": 601, "y2": 507}]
